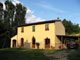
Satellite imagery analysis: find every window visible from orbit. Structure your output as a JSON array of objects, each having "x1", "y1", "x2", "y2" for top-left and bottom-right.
[
  {"x1": 45, "y1": 24, "x2": 49, "y2": 31},
  {"x1": 32, "y1": 25, "x2": 35, "y2": 32},
  {"x1": 21, "y1": 27, "x2": 24, "y2": 33}
]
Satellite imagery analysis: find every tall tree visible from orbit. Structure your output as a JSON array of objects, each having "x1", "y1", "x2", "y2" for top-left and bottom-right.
[
  {"x1": 4, "y1": 0, "x2": 26, "y2": 37},
  {"x1": 14, "y1": 3, "x2": 26, "y2": 26},
  {"x1": 62, "y1": 19, "x2": 80, "y2": 35},
  {"x1": 0, "y1": 0, "x2": 27, "y2": 48},
  {"x1": 5, "y1": 0, "x2": 16, "y2": 36},
  {"x1": 14, "y1": 3, "x2": 26, "y2": 35}
]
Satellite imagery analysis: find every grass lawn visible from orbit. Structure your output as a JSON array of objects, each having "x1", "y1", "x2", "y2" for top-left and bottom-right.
[
  {"x1": 68, "y1": 49, "x2": 80, "y2": 60},
  {"x1": 0, "y1": 48, "x2": 60, "y2": 60}
]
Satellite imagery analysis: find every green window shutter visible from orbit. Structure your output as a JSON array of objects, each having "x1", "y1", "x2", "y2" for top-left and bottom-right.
[
  {"x1": 45, "y1": 24, "x2": 49, "y2": 30},
  {"x1": 21, "y1": 27, "x2": 24, "y2": 32},
  {"x1": 33, "y1": 25, "x2": 35, "y2": 32}
]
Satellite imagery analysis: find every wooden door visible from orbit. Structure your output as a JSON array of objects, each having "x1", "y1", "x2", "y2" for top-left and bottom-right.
[
  {"x1": 13, "y1": 40, "x2": 16, "y2": 48},
  {"x1": 45, "y1": 38, "x2": 50, "y2": 48}
]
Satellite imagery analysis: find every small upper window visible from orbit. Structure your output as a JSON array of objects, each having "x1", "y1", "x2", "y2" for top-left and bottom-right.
[
  {"x1": 21, "y1": 27, "x2": 24, "y2": 33},
  {"x1": 32, "y1": 25, "x2": 35, "y2": 32},
  {"x1": 45, "y1": 24, "x2": 49, "y2": 31}
]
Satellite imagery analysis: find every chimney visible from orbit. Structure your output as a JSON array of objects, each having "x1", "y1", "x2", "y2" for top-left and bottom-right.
[{"x1": 57, "y1": 17, "x2": 60, "y2": 20}]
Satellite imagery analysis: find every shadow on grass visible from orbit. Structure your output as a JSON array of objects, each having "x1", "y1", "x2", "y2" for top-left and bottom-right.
[
  {"x1": 68, "y1": 49, "x2": 80, "y2": 60},
  {"x1": 0, "y1": 48, "x2": 54, "y2": 60}
]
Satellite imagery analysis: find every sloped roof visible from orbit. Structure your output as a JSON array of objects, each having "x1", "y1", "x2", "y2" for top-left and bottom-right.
[{"x1": 18, "y1": 20, "x2": 61, "y2": 27}]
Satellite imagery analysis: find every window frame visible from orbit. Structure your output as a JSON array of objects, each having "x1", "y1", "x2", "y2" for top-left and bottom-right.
[
  {"x1": 32, "y1": 25, "x2": 35, "y2": 32},
  {"x1": 21, "y1": 27, "x2": 24, "y2": 33},
  {"x1": 45, "y1": 24, "x2": 49, "y2": 31}
]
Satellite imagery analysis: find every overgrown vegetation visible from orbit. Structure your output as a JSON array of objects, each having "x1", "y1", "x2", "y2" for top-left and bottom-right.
[
  {"x1": 0, "y1": 48, "x2": 59, "y2": 60},
  {"x1": 0, "y1": 0, "x2": 26, "y2": 48},
  {"x1": 68, "y1": 50, "x2": 80, "y2": 60},
  {"x1": 62, "y1": 19, "x2": 80, "y2": 35},
  {"x1": 0, "y1": 48, "x2": 74, "y2": 60}
]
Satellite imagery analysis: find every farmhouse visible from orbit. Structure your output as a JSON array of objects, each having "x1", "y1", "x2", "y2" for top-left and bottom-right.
[{"x1": 11, "y1": 18, "x2": 80, "y2": 49}]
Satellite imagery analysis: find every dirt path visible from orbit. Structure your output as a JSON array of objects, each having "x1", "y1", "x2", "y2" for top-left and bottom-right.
[{"x1": 46, "y1": 50, "x2": 73, "y2": 60}]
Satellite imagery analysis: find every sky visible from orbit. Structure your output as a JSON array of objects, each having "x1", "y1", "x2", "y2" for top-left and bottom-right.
[{"x1": 1, "y1": 0, "x2": 80, "y2": 25}]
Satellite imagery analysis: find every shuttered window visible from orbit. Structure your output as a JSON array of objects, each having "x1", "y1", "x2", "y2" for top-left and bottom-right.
[
  {"x1": 45, "y1": 24, "x2": 49, "y2": 31},
  {"x1": 21, "y1": 27, "x2": 24, "y2": 33},
  {"x1": 32, "y1": 25, "x2": 35, "y2": 32}
]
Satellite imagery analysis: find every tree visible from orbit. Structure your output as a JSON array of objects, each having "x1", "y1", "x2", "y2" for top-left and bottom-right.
[
  {"x1": 15, "y1": 3, "x2": 26, "y2": 26},
  {"x1": 14, "y1": 3, "x2": 26, "y2": 35},
  {"x1": 62, "y1": 19, "x2": 80, "y2": 35},
  {"x1": 0, "y1": 0, "x2": 27, "y2": 48},
  {"x1": 5, "y1": 0, "x2": 16, "y2": 36}
]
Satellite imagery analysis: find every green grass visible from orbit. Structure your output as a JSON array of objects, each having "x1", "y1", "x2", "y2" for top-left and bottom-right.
[
  {"x1": 68, "y1": 49, "x2": 80, "y2": 60},
  {"x1": 0, "y1": 48, "x2": 59, "y2": 60}
]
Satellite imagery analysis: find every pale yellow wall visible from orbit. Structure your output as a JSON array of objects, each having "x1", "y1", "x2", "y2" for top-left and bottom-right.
[
  {"x1": 11, "y1": 35, "x2": 17, "y2": 48},
  {"x1": 17, "y1": 23, "x2": 56, "y2": 49},
  {"x1": 55, "y1": 21, "x2": 65, "y2": 35},
  {"x1": 55, "y1": 36, "x2": 67, "y2": 49},
  {"x1": 11, "y1": 21, "x2": 66, "y2": 49},
  {"x1": 55, "y1": 21, "x2": 66, "y2": 49}
]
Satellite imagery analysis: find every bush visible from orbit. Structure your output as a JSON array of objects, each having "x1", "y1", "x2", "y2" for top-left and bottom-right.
[{"x1": 36, "y1": 43, "x2": 40, "y2": 47}]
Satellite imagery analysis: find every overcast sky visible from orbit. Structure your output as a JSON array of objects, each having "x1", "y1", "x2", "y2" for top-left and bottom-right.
[{"x1": 1, "y1": 0, "x2": 80, "y2": 25}]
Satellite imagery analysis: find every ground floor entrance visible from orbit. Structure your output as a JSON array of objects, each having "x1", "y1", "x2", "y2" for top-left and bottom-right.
[
  {"x1": 32, "y1": 37, "x2": 36, "y2": 48},
  {"x1": 13, "y1": 40, "x2": 16, "y2": 48},
  {"x1": 45, "y1": 38, "x2": 50, "y2": 49}
]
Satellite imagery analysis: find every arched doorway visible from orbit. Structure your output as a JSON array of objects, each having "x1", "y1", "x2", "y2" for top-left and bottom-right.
[
  {"x1": 45, "y1": 38, "x2": 50, "y2": 48},
  {"x1": 32, "y1": 37, "x2": 36, "y2": 48},
  {"x1": 13, "y1": 40, "x2": 16, "y2": 48},
  {"x1": 21, "y1": 38, "x2": 24, "y2": 48}
]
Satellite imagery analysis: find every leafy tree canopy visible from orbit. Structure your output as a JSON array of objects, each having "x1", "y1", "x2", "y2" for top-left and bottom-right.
[
  {"x1": 62, "y1": 19, "x2": 80, "y2": 35},
  {"x1": 0, "y1": 0, "x2": 27, "y2": 48}
]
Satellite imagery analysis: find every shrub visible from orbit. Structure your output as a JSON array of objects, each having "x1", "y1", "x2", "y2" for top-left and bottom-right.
[{"x1": 36, "y1": 43, "x2": 40, "y2": 47}]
